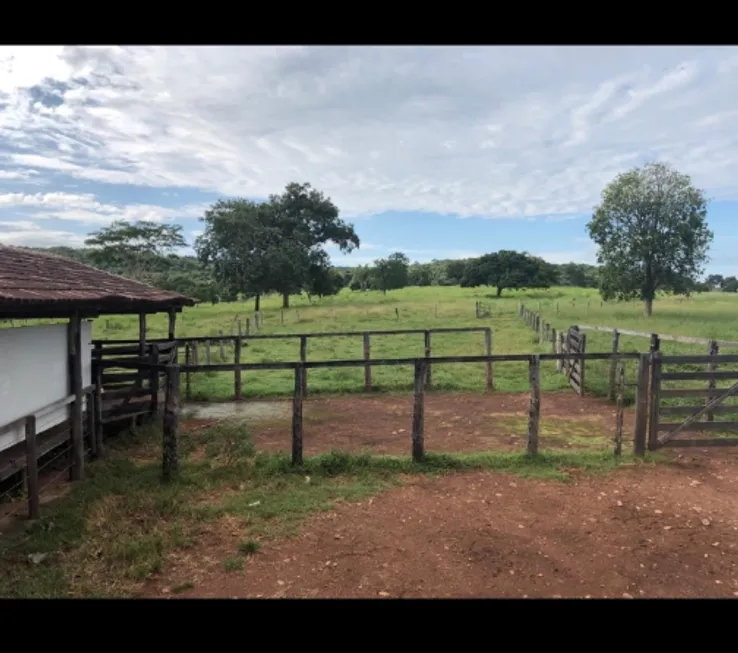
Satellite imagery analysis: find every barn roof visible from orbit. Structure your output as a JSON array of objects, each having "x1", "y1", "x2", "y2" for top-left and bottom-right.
[{"x1": 0, "y1": 245, "x2": 197, "y2": 318}]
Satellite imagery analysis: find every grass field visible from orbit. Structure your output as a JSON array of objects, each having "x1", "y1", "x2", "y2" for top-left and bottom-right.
[{"x1": 94, "y1": 285, "x2": 738, "y2": 402}]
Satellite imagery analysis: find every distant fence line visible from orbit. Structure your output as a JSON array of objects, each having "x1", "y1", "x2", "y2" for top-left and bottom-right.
[{"x1": 95, "y1": 326, "x2": 495, "y2": 400}]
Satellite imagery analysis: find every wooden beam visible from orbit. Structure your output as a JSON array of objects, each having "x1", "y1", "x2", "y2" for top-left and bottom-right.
[
  {"x1": 633, "y1": 354, "x2": 649, "y2": 456},
  {"x1": 25, "y1": 415, "x2": 40, "y2": 520},
  {"x1": 68, "y1": 314, "x2": 84, "y2": 481},
  {"x1": 168, "y1": 308, "x2": 177, "y2": 341},
  {"x1": 291, "y1": 365, "x2": 304, "y2": 466},
  {"x1": 412, "y1": 360, "x2": 427, "y2": 462},
  {"x1": 161, "y1": 365, "x2": 180, "y2": 482}
]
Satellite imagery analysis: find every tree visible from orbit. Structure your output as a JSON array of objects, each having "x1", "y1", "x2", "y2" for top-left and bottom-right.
[
  {"x1": 587, "y1": 162, "x2": 713, "y2": 316},
  {"x1": 460, "y1": 250, "x2": 555, "y2": 296},
  {"x1": 408, "y1": 262, "x2": 433, "y2": 287},
  {"x1": 723, "y1": 276, "x2": 738, "y2": 293},
  {"x1": 195, "y1": 182, "x2": 360, "y2": 310},
  {"x1": 371, "y1": 252, "x2": 410, "y2": 293},
  {"x1": 349, "y1": 265, "x2": 373, "y2": 291},
  {"x1": 706, "y1": 274, "x2": 724, "y2": 290},
  {"x1": 84, "y1": 220, "x2": 186, "y2": 281}
]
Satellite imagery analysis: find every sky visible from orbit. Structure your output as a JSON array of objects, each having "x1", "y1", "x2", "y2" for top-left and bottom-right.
[{"x1": 1, "y1": 45, "x2": 738, "y2": 276}]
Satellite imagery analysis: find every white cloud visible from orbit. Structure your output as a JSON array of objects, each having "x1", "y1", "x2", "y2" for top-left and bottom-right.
[
  {"x1": 0, "y1": 45, "x2": 736, "y2": 223},
  {"x1": 0, "y1": 191, "x2": 207, "y2": 226},
  {"x1": 0, "y1": 219, "x2": 85, "y2": 247}
]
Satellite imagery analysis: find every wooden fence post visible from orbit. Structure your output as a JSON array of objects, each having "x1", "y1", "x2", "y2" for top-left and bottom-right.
[
  {"x1": 550, "y1": 327, "x2": 557, "y2": 354},
  {"x1": 633, "y1": 354, "x2": 649, "y2": 456},
  {"x1": 149, "y1": 344, "x2": 160, "y2": 417},
  {"x1": 607, "y1": 329, "x2": 620, "y2": 401},
  {"x1": 68, "y1": 315, "x2": 84, "y2": 482},
  {"x1": 579, "y1": 333, "x2": 587, "y2": 396},
  {"x1": 205, "y1": 340, "x2": 211, "y2": 365},
  {"x1": 556, "y1": 332, "x2": 564, "y2": 372},
  {"x1": 707, "y1": 340, "x2": 718, "y2": 421},
  {"x1": 185, "y1": 343, "x2": 191, "y2": 401},
  {"x1": 234, "y1": 337, "x2": 242, "y2": 400},
  {"x1": 162, "y1": 365, "x2": 180, "y2": 482},
  {"x1": 424, "y1": 330, "x2": 432, "y2": 389},
  {"x1": 412, "y1": 360, "x2": 427, "y2": 462},
  {"x1": 94, "y1": 362, "x2": 104, "y2": 456},
  {"x1": 292, "y1": 365, "x2": 304, "y2": 467},
  {"x1": 245, "y1": 318, "x2": 251, "y2": 335},
  {"x1": 614, "y1": 362, "x2": 625, "y2": 456},
  {"x1": 363, "y1": 332, "x2": 372, "y2": 392},
  {"x1": 300, "y1": 336, "x2": 308, "y2": 396},
  {"x1": 87, "y1": 387, "x2": 97, "y2": 459},
  {"x1": 647, "y1": 352, "x2": 662, "y2": 451},
  {"x1": 219, "y1": 331, "x2": 225, "y2": 359},
  {"x1": 527, "y1": 355, "x2": 540, "y2": 455},
  {"x1": 25, "y1": 415, "x2": 40, "y2": 521},
  {"x1": 484, "y1": 328, "x2": 493, "y2": 391}
]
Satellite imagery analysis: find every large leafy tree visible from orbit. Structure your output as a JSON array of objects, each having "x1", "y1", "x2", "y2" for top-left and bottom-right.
[
  {"x1": 587, "y1": 162, "x2": 713, "y2": 316},
  {"x1": 371, "y1": 252, "x2": 410, "y2": 293},
  {"x1": 195, "y1": 182, "x2": 359, "y2": 309},
  {"x1": 460, "y1": 250, "x2": 555, "y2": 296},
  {"x1": 85, "y1": 220, "x2": 187, "y2": 281}
]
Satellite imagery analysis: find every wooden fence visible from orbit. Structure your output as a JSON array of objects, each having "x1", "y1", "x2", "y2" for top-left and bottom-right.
[{"x1": 96, "y1": 327, "x2": 495, "y2": 400}]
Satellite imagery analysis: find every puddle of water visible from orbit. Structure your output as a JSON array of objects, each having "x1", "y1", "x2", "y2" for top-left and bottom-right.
[{"x1": 184, "y1": 401, "x2": 290, "y2": 423}]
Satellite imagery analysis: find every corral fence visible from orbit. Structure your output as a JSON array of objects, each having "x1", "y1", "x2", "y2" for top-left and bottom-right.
[{"x1": 96, "y1": 327, "x2": 495, "y2": 399}]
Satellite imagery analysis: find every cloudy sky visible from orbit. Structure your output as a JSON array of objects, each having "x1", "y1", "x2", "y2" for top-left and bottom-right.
[{"x1": 1, "y1": 45, "x2": 738, "y2": 275}]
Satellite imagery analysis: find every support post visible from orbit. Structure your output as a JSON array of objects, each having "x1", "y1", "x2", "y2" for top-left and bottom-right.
[
  {"x1": 633, "y1": 354, "x2": 649, "y2": 456},
  {"x1": 707, "y1": 340, "x2": 718, "y2": 421},
  {"x1": 556, "y1": 332, "x2": 564, "y2": 372},
  {"x1": 87, "y1": 386, "x2": 97, "y2": 458},
  {"x1": 185, "y1": 343, "x2": 191, "y2": 401},
  {"x1": 424, "y1": 330, "x2": 432, "y2": 389},
  {"x1": 167, "y1": 308, "x2": 177, "y2": 341},
  {"x1": 412, "y1": 360, "x2": 427, "y2": 462},
  {"x1": 579, "y1": 333, "x2": 587, "y2": 396},
  {"x1": 607, "y1": 329, "x2": 620, "y2": 401},
  {"x1": 25, "y1": 415, "x2": 40, "y2": 521},
  {"x1": 94, "y1": 364, "x2": 104, "y2": 457},
  {"x1": 234, "y1": 337, "x2": 242, "y2": 400},
  {"x1": 162, "y1": 365, "x2": 180, "y2": 482},
  {"x1": 484, "y1": 328, "x2": 493, "y2": 391},
  {"x1": 149, "y1": 344, "x2": 160, "y2": 416},
  {"x1": 527, "y1": 355, "x2": 540, "y2": 456},
  {"x1": 614, "y1": 362, "x2": 625, "y2": 456},
  {"x1": 292, "y1": 365, "x2": 304, "y2": 466},
  {"x1": 647, "y1": 352, "x2": 662, "y2": 451},
  {"x1": 300, "y1": 336, "x2": 308, "y2": 397},
  {"x1": 363, "y1": 332, "x2": 372, "y2": 392},
  {"x1": 138, "y1": 313, "x2": 147, "y2": 388},
  {"x1": 68, "y1": 314, "x2": 84, "y2": 481}
]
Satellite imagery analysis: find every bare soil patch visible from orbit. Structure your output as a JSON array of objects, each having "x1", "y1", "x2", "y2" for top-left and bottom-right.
[
  {"x1": 145, "y1": 452, "x2": 738, "y2": 598},
  {"x1": 243, "y1": 391, "x2": 628, "y2": 456}
]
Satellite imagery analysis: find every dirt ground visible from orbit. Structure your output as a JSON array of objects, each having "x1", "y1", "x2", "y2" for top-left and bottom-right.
[
  {"x1": 248, "y1": 391, "x2": 629, "y2": 455},
  {"x1": 145, "y1": 450, "x2": 738, "y2": 598}
]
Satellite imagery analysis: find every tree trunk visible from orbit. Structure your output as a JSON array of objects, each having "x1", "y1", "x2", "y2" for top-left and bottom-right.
[
  {"x1": 496, "y1": 286, "x2": 503, "y2": 297},
  {"x1": 254, "y1": 293, "x2": 261, "y2": 311},
  {"x1": 644, "y1": 298, "x2": 653, "y2": 317},
  {"x1": 282, "y1": 292, "x2": 290, "y2": 309}
]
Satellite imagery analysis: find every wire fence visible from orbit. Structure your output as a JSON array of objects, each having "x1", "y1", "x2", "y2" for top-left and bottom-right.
[{"x1": 0, "y1": 440, "x2": 91, "y2": 521}]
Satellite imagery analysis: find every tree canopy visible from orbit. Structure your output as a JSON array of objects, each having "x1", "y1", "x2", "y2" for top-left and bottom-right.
[
  {"x1": 372, "y1": 252, "x2": 410, "y2": 293},
  {"x1": 460, "y1": 250, "x2": 556, "y2": 296},
  {"x1": 587, "y1": 162, "x2": 713, "y2": 316},
  {"x1": 194, "y1": 182, "x2": 359, "y2": 308}
]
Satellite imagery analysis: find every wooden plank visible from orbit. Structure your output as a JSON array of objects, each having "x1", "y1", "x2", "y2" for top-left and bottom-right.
[
  {"x1": 661, "y1": 371, "x2": 738, "y2": 381},
  {"x1": 608, "y1": 330, "x2": 620, "y2": 401},
  {"x1": 648, "y1": 353, "x2": 662, "y2": 451},
  {"x1": 707, "y1": 341, "x2": 718, "y2": 422},
  {"x1": 412, "y1": 360, "x2": 427, "y2": 462},
  {"x1": 234, "y1": 337, "x2": 242, "y2": 400},
  {"x1": 168, "y1": 308, "x2": 177, "y2": 342},
  {"x1": 664, "y1": 438, "x2": 738, "y2": 448},
  {"x1": 660, "y1": 354, "x2": 738, "y2": 365},
  {"x1": 363, "y1": 332, "x2": 372, "y2": 392},
  {"x1": 93, "y1": 345, "x2": 142, "y2": 356},
  {"x1": 660, "y1": 388, "x2": 738, "y2": 398},
  {"x1": 633, "y1": 355, "x2": 649, "y2": 456},
  {"x1": 69, "y1": 314, "x2": 84, "y2": 482},
  {"x1": 94, "y1": 366, "x2": 104, "y2": 457},
  {"x1": 424, "y1": 330, "x2": 432, "y2": 389},
  {"x1": 527, "y1": 356, "x2": 540, "y2": 455},
  {"x1": 577, "y1": 324, "x2": 738, "y2": 349},
  {"x1": 292, "y1": 366, "x2": 304, "y2": 466},
  {"x1": 484, "y1": 328, "x2": 492, "y2": 392},
  {"x1": 102, "y1": 373, "x2": 141, "y2": 385},
  {"x1": 162, "y1": 365, "x2": 180, "y2": 482},
  {"x1": 25, "y1": 415, "x2": 39, "y2": 520},
  {"x1": 300, "y1": 336, "x2": 308, "y2": 397},
  {"x1": 138, "y1": 313, "x2": 146, "y2": 389},
  {"x1": 579, "y1": 333, "x2": 587, "y2": 396},
  {"x1": 102, "y1": 386, "x2": 152, "y2": 400},
  {"x1": 185, "y1": 343, "x2": 191, "y2": 401},
  {"x1": 659, "y1": 405, "x2": 738, "y2": 416},
  {"x1": 149, "y1": 345, "x2": 160, "y2": 416},
  {"x1": 657, "y1": 379, "x2": 738, "y2": 444},
  {"x1": 657, "y1": 421, "x2": 738, "y2": 432},
  {"x1": 614, "y1": 363, "x2": 624, "y2": 456}
]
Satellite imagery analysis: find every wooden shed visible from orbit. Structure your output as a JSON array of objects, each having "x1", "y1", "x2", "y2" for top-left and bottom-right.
[{"x1": 0, "y1": 245, "x2": 196, "y2": 496}]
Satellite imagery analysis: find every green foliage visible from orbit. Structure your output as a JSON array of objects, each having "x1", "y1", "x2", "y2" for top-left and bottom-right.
[
  {"x1": 587, "y1": 162, "x2": 713, "y2": 316},
  {"x1": 371, "y1": 252, "x2": 410, "y2": 293},
  {"x1": 195, "y1": 182, "x2": 360, "y2": 308},
  {"x1": 722, "y1": 276, "x2": 738, "y2": 293},
  {"x1": 460, "y1": 250, "x2": 556, "y2": 296}
]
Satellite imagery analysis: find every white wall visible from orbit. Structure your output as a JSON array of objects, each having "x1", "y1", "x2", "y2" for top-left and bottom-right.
[{"x1": 0, "y1": 321, "x2": 92, "y2": 452}]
